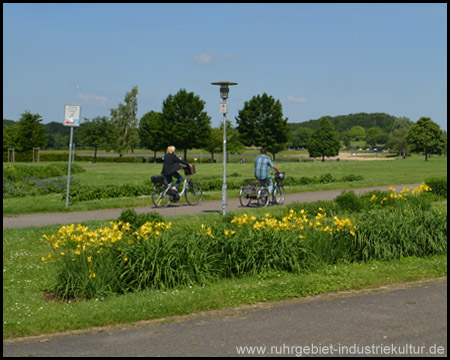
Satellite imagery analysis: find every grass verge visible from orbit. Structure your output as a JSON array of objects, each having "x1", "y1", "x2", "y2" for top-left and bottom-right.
[{"x1": 3, "y1": 216, "x2": 447, "y2": 339}]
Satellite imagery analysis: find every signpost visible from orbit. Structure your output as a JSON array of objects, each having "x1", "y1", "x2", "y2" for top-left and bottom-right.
[{"x1": 63, "y1": 104, "x2": 81, "y2": 207}]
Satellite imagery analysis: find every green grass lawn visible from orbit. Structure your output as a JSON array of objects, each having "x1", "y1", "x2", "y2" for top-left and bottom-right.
[
  {"x1": 3, "y1": 215, "x2": 447, "y2": 339},
  {"x1": 3, "y1": 155, "x2": 447, "y2": 214},
  {"x1": 3, "y1": 155, "x2": 447, "y2": 339}
]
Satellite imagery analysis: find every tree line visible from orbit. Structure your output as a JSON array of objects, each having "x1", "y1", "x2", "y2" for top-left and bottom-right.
[{"x1": 3, "y1": 86, "x2": 447, "y2": 162}]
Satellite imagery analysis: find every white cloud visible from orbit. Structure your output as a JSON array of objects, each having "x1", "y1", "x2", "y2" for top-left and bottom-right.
[
  {"x1": 77, "y1": 93, "x2": 108, "y2": 106},
  {"x1": 288, "y1": 95, "x2": 307, "y2": 104},
  {"x1": 190, "y1": 53, "x2": 240, "y2": 65}
]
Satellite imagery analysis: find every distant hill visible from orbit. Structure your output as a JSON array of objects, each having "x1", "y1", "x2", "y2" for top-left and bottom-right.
[
  {"x1": 3, "y1": 119, "x2": 16, "y2": 128},
  {"x1": 289, "y1": 113, "x2": 401, "y2": 133},
  {"x1": 3, "y1": 119, "x2": 70, "y2": 136}
]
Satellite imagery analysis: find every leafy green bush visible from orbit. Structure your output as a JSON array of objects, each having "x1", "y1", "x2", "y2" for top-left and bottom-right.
[
  {"x1": 118, "y1": 208, "x2": 165, "y2": 232},
  {"x1": 67, "y1": 183, "x2": 152, "y2": 202},
  {"x1": 3, "y1": 163, "x2": 85, "y2": 182},
  {"x1": 425, "y1": 176, "x2": 447, "y2": 198},
  {"x1": 335, "y1": 191, "x2": 363, "y2": 212}
]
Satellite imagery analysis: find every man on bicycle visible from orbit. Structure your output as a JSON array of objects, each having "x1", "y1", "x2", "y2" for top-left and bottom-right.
[
  {"x1": 254, "y1": 148, "x2": 281, "y2": 203},
  {"x1": 161, "y1": 145, "x2": 190, "y2": 194}
]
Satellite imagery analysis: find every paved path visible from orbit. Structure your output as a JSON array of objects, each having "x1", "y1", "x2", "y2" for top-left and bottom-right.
[
  {"x1": 3, "y1": 184, "x2": 421, "y2": 229},
  {"x1": 3, "y1": 279, "x2": 447, "y2": 357}
]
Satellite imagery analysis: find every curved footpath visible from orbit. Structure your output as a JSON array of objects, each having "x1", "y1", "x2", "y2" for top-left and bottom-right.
[
  {"x1": 3, "y1": 183, "x2": 447, "y2": 357},
  {"x1": 3, "y1": 279, "x2": 447, "y2": 356},
  {"x1": 3, "y1": 184, "x2": 422, "y2": 229}
]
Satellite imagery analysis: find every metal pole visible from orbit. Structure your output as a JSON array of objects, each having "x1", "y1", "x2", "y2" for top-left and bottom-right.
[
  {"x1": 222, "y1": 100, "x2": 227, "y2": 216},
  {"x1": 65, "y1": 127, "x2": 74, "y2": 208}
]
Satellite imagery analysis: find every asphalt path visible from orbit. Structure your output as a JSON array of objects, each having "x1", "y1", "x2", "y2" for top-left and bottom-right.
[
  {"x1": 3, "y1": 279, "x2": 447, "y2": 357},
  {"x1": 3, "y1": 183, "x2": 447, "y2": 357},
  {"x1": 3, "y1": 183, "x2": 421, "y2": 229}
]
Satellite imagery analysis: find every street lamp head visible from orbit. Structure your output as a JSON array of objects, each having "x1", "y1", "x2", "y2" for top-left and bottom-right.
[{"x1": 211, "y1": 81, "x2": 238, "y2": 99}]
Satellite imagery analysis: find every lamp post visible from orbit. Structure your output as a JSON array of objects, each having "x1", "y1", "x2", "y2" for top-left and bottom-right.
[{"x1": 211, "y1": 81, "x2": 238, "y2": 216}]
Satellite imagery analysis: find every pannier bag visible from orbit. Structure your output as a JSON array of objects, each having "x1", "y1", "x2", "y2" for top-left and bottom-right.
[{"x1": 151, "y1": 175, "x2": 167, "y2": 184}]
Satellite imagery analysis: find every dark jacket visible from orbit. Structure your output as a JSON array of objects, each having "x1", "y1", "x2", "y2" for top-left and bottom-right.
[{"x1": 161, "y1": 153, "x2": 189, "y2": 175}]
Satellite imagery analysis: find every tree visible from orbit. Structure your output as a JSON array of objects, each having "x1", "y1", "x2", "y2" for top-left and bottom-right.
[
  {"x1": 307, "y1": 117, "x2": 341, "y2": 161},
  {"x1": 203, "y1": 127, "x2": 222, "y2": 162},
  {"x1": 386, "y1": 128, "x2": 410, "y2": 157},
  {"x1": 340, "y1": 130, "x2": 352, "y2": 149},
  {"x1": 79, "y1": 116, "x2": 114, "y2": 163},
  {"x1": 224, "y1": 120, "x2": 245, "y2": 155},
  {"x1": 110, "y1": 86, "x2": 139, "y2": 156},
  {"x1": 3, "y1": 124, "x2": 20, "y2": 152},
  {"x1": 365, "y1": 127, "x2": 386, "y2": 146},
  {"x1": 235, "y1": 93, "x2": 289, "y2": 160},
  {"x1": 290, "y1": 127, "x2": 314, "y2": 149},
  {"x1": 406, "y1": 117, "x2": 446, "y2": 161},
  {"x1": 139, "y1": 111, "x2": 166, "y2": 162},
  {"x1": 349, "y1": 126, "x2": 366, "y2": 141},
  {"x1": 15, "y1": 111, "x2": 48, "y2": 152},
  {"x1": 161, "y1": 89, "x2": 212, "y2": 160}
]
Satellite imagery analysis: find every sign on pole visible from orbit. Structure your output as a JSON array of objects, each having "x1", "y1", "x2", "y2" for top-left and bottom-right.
[
  {"x1": 220, "y1": 102, "x2": 228, "y2": 114},
  {"x1": 64, "y1": 104, "x2": 81, "y2": 127},
  {"x1": 64, "y1": 104, "x2": 81, "y2": 207}
]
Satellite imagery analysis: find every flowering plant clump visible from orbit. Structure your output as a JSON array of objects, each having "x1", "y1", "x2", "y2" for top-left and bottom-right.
[
  {"x1": 41, "y1": 182, "x2": 445, "y2": 300},
  {"x1": 369, "y1": 183, "x2": 432, "y2": 206},
  {"x1": 42, "y1": 220, "x2": 172, "y2": 299},
  {"x1": 229, "y1": 208, "x2": 356, "y2": 239}
]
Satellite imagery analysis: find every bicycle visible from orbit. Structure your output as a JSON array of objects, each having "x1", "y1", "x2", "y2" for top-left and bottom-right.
[
  {"x1": 151, "y1": 165, "x2": 203, "y2": 208},
  {"x1": 239, "y1": 171, "x2": 285, "y2": 208}
]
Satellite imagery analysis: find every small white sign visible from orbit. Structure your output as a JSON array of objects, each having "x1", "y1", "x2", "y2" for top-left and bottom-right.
[
  {"x1": 220, "y1": 103, "x2": 227, "y2": 114},
  {"x1": 64, "y1": 104, "x2": 81, "y2": 127}
]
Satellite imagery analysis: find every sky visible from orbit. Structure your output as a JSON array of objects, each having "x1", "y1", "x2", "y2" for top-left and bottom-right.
[{"x1": 3, "y1": 3, "x2": 447, "y2": 131}]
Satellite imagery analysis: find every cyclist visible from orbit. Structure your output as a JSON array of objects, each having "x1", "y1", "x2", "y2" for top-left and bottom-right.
[
  {"x1": 254, "y1": 148, "x2": 281, "y2": 203},
  {"x1": 161, "y1": 145, "x2": 190, "y2": 194}
]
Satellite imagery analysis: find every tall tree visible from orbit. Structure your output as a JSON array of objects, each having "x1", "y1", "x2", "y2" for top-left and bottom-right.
[
  {"x1": 406, "y1": 117, "x2": 446, "y2": 161},
  {"x1": 161, "y1": 89, "x2": 212, "y2": 160},
  {"x1": 110, "y1": 86, "x2": 139, "y2": 156},
  {"x1": 15, "y1": 111, "x2": 48, "y2": 152},
  {"x1": 139, "y1": 111, "x2": 166, "y2": 163},
  {"x1": 307, "y1": 117, "x2": 341, "y2": 161},
  {"x1": 203, "y1": 127, "x2": 222, "y2": 162},
  {"x1": 79, "y1": 116, "x2": 114, "y2": 163},
  {"x1": 235, "y1": 93, "x2": 289, "y2": 160},
  {"x1": 3, "y1": 124, "x2": 20, "y2": 152}
]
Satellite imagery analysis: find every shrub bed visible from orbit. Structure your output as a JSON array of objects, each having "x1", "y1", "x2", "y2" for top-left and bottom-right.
[
  {"x1": 41, "y1": 183, "x2": 446, "y2": 300},
  {"x1": 3, "y1": 163, "x2": 85, "y2": 198}
]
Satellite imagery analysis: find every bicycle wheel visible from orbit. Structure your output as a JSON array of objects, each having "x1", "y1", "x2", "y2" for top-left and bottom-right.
[
  {"x1": 257, "y1": 188, "x2": 270, "y2": 207},
  {"x1": 273, "y1": 185, "x2": 285, "y2": 205},
  {"x1": 152, "y1": 184, "x2": 171, "y2": 208},
  {"x1": 239, "y1": 188, "x2": 252, "y2": 207},
  {"x1": 185, "y1": 181, "x2": 203, "y2": 206}
]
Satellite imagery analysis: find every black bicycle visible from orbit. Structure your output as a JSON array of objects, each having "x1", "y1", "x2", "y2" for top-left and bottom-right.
[
  {"x1": 150, "y1": 165, "x2": 202, "y2": 208},
  {"x1": 239, "y1": 171, "x2": 285, "y2": 207}
]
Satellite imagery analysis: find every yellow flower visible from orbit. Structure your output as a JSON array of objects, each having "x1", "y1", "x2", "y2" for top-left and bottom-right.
[
  {"x1": 87, "y1": 256, "x2": 92, "y2": 263},
  {"x1": 89, "y1": 272, "x2": 96, "y2": 279},
  {"x1": 370, "y1": 194, "x2": 378, "y2": 201},
  {"x1": 224, "y1": 230, "x2": 235, "y2": 236},
  {"x1": 124, "y1": 257, "x2": 128, "y2": 262}
]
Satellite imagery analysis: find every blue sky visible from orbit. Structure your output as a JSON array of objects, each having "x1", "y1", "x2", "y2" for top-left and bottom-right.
[{"x1": 3, "y1": 3, "x2": 447, "y2": 131}]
